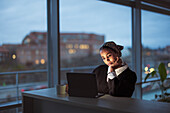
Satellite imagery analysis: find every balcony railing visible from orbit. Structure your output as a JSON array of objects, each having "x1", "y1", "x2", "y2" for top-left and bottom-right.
[
  {"x1": 0, "y1": 66, "x2": 169, "y2": 111},
  {"x1": 0, "y1": 69, "x2": 48, "y2": 112},
  {"x1": 0, "y1": 66, "x2": 97, "y2": 111}
]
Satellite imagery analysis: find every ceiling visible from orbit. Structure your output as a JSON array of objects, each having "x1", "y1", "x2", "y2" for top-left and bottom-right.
[{"x1": 101, "y1": 0, "x2": 170, "y2": 15}]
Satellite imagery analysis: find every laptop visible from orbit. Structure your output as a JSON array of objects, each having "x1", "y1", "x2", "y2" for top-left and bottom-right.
[{"x1": 66, "y1": 72, "x2": 104, "y2": 98}]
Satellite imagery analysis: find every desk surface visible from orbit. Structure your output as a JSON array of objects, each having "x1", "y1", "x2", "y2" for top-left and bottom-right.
[{"x1": 22, "y1": 88, "x2": 170, "y2": 113}]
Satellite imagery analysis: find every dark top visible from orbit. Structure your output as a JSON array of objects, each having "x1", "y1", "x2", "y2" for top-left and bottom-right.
[{"x1": 93, "y1": 65, "x2": 137, "y2": 97}]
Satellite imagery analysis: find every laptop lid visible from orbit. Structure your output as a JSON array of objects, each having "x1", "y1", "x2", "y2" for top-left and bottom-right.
[{"x1": 66, "y1": 72, "x2": 98, "y2": 98}]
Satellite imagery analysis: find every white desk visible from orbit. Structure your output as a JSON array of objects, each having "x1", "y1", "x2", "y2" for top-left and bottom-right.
[{"x1": 22, "y1": 88, "x2": 170, "y2": 113}]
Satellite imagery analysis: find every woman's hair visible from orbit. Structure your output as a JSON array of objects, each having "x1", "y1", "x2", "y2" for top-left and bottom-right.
[{"x1": 100, "y1": 41, "x2": 124, "y2": 57}]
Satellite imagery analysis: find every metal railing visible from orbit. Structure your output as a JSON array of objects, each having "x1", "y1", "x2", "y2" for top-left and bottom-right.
[
  {"x1": 0, "y1": 65, "x2": 169, "y2": 111},
  {"x1": 136, "y1": 76, "x2": 170, "y2": 85},
  {"x1": 0, "y1": 69, "x2": 48, "y2": 111},
  {"x1": 0, "y1": 69, "x2": 48, "y2": 102},
  {"x1": 0, "y1": 65, "x2": 97, "y2": 111},
  {"x1": 60, "y1": 65, "x2": 97, "y2": 72}
]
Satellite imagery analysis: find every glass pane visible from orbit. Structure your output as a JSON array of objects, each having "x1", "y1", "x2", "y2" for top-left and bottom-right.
[
  {"x1": 0, "y1": 0, "x2": 47, "y2": 105},
  {"x1": 60, "y1": 0, "x2": 132, "y2": 84},
  {"x1": 142, "y1": 10, "x2": 170, "y2": 100}
]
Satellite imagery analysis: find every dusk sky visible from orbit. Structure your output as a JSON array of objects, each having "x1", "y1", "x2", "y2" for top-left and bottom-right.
[{"x1": 0, "y1": 0, "x2": 170, "y2": 49}]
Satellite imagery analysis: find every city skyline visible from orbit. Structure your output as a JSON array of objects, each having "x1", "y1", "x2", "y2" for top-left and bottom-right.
[{"x1": 0, "y1": 0, "x2": 170, "y2": 48}]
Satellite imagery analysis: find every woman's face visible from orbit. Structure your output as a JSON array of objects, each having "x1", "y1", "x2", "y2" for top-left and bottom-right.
[{"x1": 100, "y1": 48, "x2": 118, "y2": 67}]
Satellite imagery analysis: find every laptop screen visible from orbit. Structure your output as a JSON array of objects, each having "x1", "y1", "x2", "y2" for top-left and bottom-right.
[{"x1": 66, "y1": 72, "x2": 98, "y2": 98}]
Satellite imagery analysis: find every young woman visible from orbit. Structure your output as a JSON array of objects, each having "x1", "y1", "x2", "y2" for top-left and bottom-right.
[{"x1": 93, "y1": 41, "x2": 137, "y2": 97}]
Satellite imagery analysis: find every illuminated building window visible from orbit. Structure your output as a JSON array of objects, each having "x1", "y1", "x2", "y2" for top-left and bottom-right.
[
  {"x1": 24, "y1": 38, "x2": 31, "y2": 44},
  {"x1": 144, "y1": 66, "x2": 155, "y2": 74},
  {"x1": 74, "y1": 44, "x2": 79, "y2": 49},
  {"x1": 168, "y1": 63, "x2": 170, "y2": 68},
  {"x1": 40, "y1": 59, "x2": 45, "y2": 64},
  {"x1": 68, "y1": 49, "x2": 76, "y2": 54},
  {"x1": 12, "y1": 54, "x2": 16, "y2": 60},
  {"x1": 146, "y1": 52, "x2": 151, "y2": 56},
  {"x1": 66, "y1": 44, "x2": 73, "y2": 49},
  {"x1": 144, "y1": 66, "x2": 148, "y2": 72},
  {"x1": 79, "y1": 44, "x2": 89, "y2": 49},
  {"x1": 35, "y1": 59, "x2": 39, "y2": 65},
  {"x1": 149, "y1": 68, "x2": 155, "y2": 73}
]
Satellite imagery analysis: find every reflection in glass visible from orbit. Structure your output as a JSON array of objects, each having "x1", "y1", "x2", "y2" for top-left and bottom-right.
[
  {"x1": 60, "y1": 0, "x2": 131, "y2": 84},
  {"x1": 142, "y1": 10, "x2": 170, "y2": 100},
  {"x1": 0, "y1": 0, "x2": 47, "y2": 105}
]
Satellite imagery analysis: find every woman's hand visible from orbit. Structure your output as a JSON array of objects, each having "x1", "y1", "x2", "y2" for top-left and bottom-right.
[
  {"x1": 65, "y1": 84, "x2": 68, "y2": 93},
  {"x1": 109, "y1": 57, "x2": 122, "y2": 72}
]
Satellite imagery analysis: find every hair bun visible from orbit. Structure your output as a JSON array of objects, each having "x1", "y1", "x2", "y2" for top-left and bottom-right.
[
  {"x1": 117, "y1": 45, "x2": 124, "y2": 51},
  {"x1": 100, "y1": 41, "x2": 124, "y2": 57}
]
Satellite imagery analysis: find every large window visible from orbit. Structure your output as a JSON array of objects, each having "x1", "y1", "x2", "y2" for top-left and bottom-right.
[
  {"x1": 1, "y1": 1, "x2": 169, "y2": 109},
  {"x1": 59, "y1": 0, "x2": 132, "y2": 84},
  {"x1": 0, "y1": 0, "x2": 47, "y2": 106},
  {"x1": 142, "y1": 10, "x2": 170, "y2": 100}
]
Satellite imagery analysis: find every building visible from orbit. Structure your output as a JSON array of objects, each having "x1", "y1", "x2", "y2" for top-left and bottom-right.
[
  {"x1": 16, "y1": 32, "x2": 104, "y2": 64},
  {"x1": 0, "y1": 47, "x2": 9, "y2": 62},
  {"x1": 60, "y1": 33, "x2": 104, "y2": 59},
  {"x1": 1, "y1": 44, "x2": 22, "y2": 62}
]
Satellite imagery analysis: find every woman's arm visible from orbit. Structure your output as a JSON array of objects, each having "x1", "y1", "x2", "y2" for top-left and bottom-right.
[
  {"x1": 93, "y1": 65, "x2": 109, "y2": 94},
  {"x1": 108, "y1": 70, "x2": 137, "y2": 97}
]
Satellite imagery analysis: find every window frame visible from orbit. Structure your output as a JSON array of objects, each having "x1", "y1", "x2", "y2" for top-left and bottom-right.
[{"x1": 47, "y1": 0, "x2": 170, "y2": 99}]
